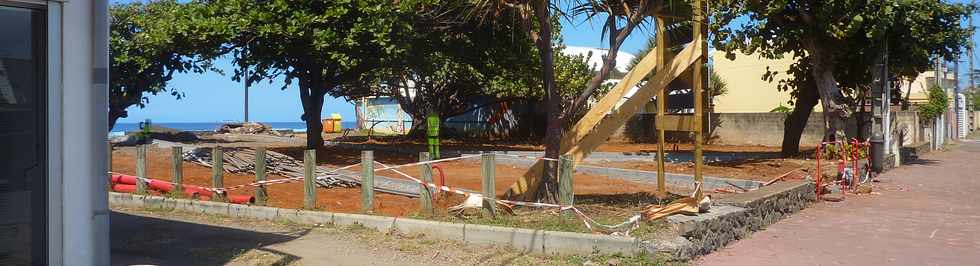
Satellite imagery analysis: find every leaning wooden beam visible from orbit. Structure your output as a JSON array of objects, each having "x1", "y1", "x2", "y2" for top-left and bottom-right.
[{"x1": 503, "y1": 39, "x2": 704, "y2": 200}]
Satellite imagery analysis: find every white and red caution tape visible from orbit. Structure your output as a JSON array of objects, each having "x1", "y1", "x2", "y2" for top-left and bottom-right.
[
  {"x1": 373, "y1": 160, "x2": 641, "y2": 236},
  {"x1": 494, "y1": 154, "x2": 560, "y2": 162}
]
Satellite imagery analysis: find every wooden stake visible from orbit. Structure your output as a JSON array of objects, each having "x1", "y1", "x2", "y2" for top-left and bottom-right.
[
  {"x1": 303, "y1": 149, "x2": 316, "y2": 210},
  {"x1": 656, "y1": 17, "x2": 671, "y2": 198},
  {"x1": 172, "y1": 146, "x2": 183, "y2": 197},
  {"x1": 481, "y1": 153, "x2": 496, "y2": 218},
  {"x1": 212, "y1": 146, "x2": 225, "y2": 202},
  {"x1": 418, "y1": 152, "x2": 433, "y2": 215},
  {"x1": 136, "y1": 145, "x2": 147, "y2": 195},
  {"x1": 558, "y1": 154, "x2": 574, "y2": 219},
  {"x1": 361, "y1": 150, "x2": 374, "y2": 213},
  {"x1": 255, "y1": 147, "x2": 268, "y2": 206}
]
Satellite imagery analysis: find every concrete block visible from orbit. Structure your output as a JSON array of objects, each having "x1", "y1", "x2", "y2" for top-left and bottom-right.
[
  {"x1": 332, "y1": 213, "x2": 396, "y2": 231},
  {"x1": 463, "y1": 224, "x2": 545, "y2": 254},
  {"x1": 390, "y1": 218, "x2": 465, "y2": 241},
  {"x1": 542, "y1": 230, "x2": 640, "y2": 255},
  {"x1": 292, "y1": 209, "x2": 332, "y2": 224},
  {"x1": 193, "y1": 200, "x2": 231, "y2": 216}
]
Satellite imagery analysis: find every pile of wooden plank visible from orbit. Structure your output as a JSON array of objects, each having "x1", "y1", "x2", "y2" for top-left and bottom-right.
[
  {"x1": 183, "y1": 147, "x2": 427, "y2": 197},
  {"x1": 183, "y1": 147, "x2": 358, "y2": 188}
]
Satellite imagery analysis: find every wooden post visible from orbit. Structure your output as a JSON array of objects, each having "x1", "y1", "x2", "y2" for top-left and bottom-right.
[
  {"x1": 558, "y1": 154, "x2": 574, "y2": 219},
  {"x1": 171, "y1": 146, "x2": 183, "y2": 197},
  {"x1": 361, "y1": 150, "x2": 374, "y2": 213},
  {"x1": 255, "y1": 147, "x2": 268, "y2": 206},
  {"x1": 655, "y1": 17, "x2": 671, "y2": 198},
  {"x1": 303, "y1": 149, "x2": 316, "y2": 210},
  {"x1": 136, "y1": 144, "x2": 147, "y2": 195},
  {"x1": 481, "y1": 153, "x2": 496, "y2": 217},
  {"x1": 418, "y1": 152, "x2": 433, "y2": 215},
  {"x1": 211, "y1": 146, "x2": 225, "y2": 202},
  {"x1": 692, "y1": 0, "x2": 707, "y2": 199}
]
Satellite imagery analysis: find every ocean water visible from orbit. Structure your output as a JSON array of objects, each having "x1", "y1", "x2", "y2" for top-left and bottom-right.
[{"x1": 110, "y1": 121, "x2": 356, "y2": 136}]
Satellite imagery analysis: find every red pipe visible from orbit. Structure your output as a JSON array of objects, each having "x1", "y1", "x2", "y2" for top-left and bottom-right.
[
  {"x1": 431, "y1": 164, "x2": 447, "y2": 197},
  {"x1": 112, "y1": 183, "x2": 137, "y2": 193},
  {"x1": 112, "y1": 173, "x2": 214, "y2": 197},
  {"x1": 228, "y1": 195, "x2": 256, "y2": 204},
  {"x1": 110, "y1": 173, "x2": 252, "y2": 204}
]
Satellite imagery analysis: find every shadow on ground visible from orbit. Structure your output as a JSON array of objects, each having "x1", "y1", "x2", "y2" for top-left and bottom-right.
[
  {"x1": 902, "y1": 158, "x2": 941, "y2": 166},
  {"x1": 110, "y1": 212, "x2": 308, "y2": 266}
]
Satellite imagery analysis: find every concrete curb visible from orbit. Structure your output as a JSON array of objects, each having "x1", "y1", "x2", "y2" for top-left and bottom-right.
[{"x1": 109, "y1": 192, "x2": 659, "y2": 257}]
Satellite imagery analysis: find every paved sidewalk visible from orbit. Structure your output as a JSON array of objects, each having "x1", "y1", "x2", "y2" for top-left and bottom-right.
[{"x1": 699, "y1": 139, "x2": 980, "y2": 265}]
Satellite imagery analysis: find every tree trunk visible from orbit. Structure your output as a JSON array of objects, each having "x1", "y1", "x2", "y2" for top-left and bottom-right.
[
  {"x1": 780, "y1": 79, "x2": 819, "y2": 156},
  {"x1": 108, "y1": 106, "x2": 127, "y2": 132},
  {"x1": 803, "y1": 40, "x2": 850, "y2": 141},
  {"x1": 533, "y1": 1, "x2": 560, "y2": 203},
  {"x1": 298, "y1": 68, "x2": 326, "y2": 150}
]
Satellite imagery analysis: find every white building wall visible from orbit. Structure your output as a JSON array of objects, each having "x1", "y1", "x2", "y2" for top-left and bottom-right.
[{"x1": 44, "y1": 0, "x2": 110, "y2": 264}]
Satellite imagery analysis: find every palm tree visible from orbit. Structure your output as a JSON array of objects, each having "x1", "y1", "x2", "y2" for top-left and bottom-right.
[{"x1": 464, "y1": 0, "x2": 694, "y2": 202}]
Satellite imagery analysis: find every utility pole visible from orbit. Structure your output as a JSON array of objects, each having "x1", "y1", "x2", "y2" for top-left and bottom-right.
[
  {"x1": 971, "y1": 6, "x2": 976, "y2": 98},
  {"x1": 871, "y1": 40, "x2": 888, "y2": 172},
  {"x1": 244, "y1": 64, "x2": 250, "y2": 123},
  {"x1": 934, "y1": 56, "x2": 943, "y2": 149},
  {"x1": 954, "y1": 58, "x2": 960, "y2": 140}
]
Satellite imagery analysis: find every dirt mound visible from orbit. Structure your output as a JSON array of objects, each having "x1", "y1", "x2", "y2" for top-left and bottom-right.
[{"x1": 217, "y1": 122, "x2": 283, "y2": 136}]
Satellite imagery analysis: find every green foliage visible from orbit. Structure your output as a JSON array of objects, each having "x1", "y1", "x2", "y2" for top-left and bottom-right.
[
  {"x1": 200, "y1": 0, "x2": 413, "y2": 148},
  {"x1": 770, "y1": 105, "x2": 792, "y2": 113},
  {"x1": 712, "y1": 0, "x2": 974, "y2": 106},
  {"x1": 379, "y1": 3, "x2": 543, "y2": 121},
  {"x1": 918, "y1": 85, "x2": 949, "y2": 121},
  {"x1": 208, "y1": 0, "x2": 406, "y2": 91},
  {"x1": 109, "y1": 0, "x2": 227, "y2": 128},
  {"x1": 820, "y1": 141, "x2": 868, "y2": 160}
]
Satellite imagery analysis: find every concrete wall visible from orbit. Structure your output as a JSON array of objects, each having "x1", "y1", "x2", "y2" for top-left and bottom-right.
[
  {"x1": 711, "y1": 51, "x2": 813, "y2": 113},
  {"x1": 43, "y1": 0, "x2": 111, "y2": 264},
  {"x1": 613, "y1": 111, "x2": 921, "y2": 147}
]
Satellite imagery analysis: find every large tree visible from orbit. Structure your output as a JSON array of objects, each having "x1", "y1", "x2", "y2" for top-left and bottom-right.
[
  {"x1": 373, "y1": 4, "x2": 542, "y2": 135},
  {"x1": 711, "y1": 0, "x2": 973, "y2": 156},
  {"x1": 109, "y1": 0, "x2": 227, "y2": 129},
  {"x1": 468, "y1": 0, "x2": 679, "y2": 202},
  {"x1": 208, "y1": 0, "x2": 410, "y2": 150}
]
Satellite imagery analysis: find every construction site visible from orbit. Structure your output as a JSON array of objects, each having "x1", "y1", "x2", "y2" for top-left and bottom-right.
[
  {"x1": 104, "y1": 1, "x2": 828, "y2": 260},
  {"x1": 7, "y1": 0, "x2": 980, "y2": 264}
]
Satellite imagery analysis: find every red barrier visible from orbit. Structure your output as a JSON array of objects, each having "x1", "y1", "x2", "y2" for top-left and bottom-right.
[
  {"x1": 815, "y1": 139, "x2": 871, "y2": 197},
  {"x1": 110, "y1": 173, "x2": 252, "y2": 204},
  {"x1": 111, "y1": 183, "x2": 137, "y2": 193}
]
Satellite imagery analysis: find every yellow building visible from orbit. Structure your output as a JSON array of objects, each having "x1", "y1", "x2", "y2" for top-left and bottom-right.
[
  {"x1": 711, "y1": 51, "x2": 956, "y2": 112},
  {"x1": 711, "y1": 51, "x2": 803, "y2": 113}
]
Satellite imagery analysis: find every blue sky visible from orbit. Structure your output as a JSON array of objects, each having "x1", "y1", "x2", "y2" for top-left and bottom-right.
[
  {"x1": 118, "y1": 6, "x2": 980, "y2": 124},
  {"x1": 118, "y1": 13, "x2": 657, "y2": 124}
]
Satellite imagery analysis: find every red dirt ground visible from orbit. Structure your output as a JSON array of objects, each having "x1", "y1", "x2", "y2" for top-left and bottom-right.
[
  {"x1": 111, "y1": 146, "x2": 677, "y2": 217},
  {"x1": 330, "y1": 137, "x2": 816, "y2": 153},
  {"x1": 599, "y1": 159, "x2": 817, "y2": 182}
]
